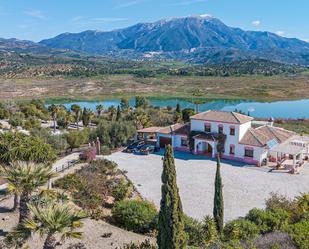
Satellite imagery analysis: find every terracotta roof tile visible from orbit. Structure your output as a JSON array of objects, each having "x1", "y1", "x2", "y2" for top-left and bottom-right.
[
  {"x1": 240, "y1": 125, "x2": 295, "y2": 147},
  {"x1": 190, "y1": 110, "x2": 253, "y2": 124},
  {"x1": 158, "y1": 123, "x2": 188, "y2": 135},
  {"x1": 137, "y1": 127, "x2": 162, "y2": 133}
]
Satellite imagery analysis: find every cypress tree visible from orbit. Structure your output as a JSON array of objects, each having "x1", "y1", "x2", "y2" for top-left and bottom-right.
[
  {"x1": 213, "y1": 155, "x2": 224, "y2": 234},
  {"x1": 157, "y1": 145, "x2": 187, "y2": 249},
  {"x1": 116, "y1": 106, "x2": 121, "y2": 121},
  {"x1": 176, "y1": 103, "x2": 181, "y2": 113}
]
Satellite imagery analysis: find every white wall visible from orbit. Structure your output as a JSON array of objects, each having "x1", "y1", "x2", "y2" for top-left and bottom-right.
[{"x1": 191, "y1": 119, "x2": 251, "y2": 155}]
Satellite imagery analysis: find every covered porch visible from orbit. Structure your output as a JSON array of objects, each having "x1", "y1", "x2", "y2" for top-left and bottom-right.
[
  {"x1": 193, "y1": 133, "x2": 217, "y2": 158},
  {"x1": 136, "y1": 127, "x2": 162, "y2": 143},
  {"x1": 269, "y1": 141, "x2": 309, "y2": 174}
]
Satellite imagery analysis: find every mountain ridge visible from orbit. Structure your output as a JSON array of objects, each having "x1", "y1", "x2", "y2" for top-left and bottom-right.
[{"x1": 1, "y1": 15, "x2": 309, "y2": 65}]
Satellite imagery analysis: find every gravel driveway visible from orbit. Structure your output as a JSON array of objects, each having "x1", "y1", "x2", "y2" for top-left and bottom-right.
[{"x1": 106, "y1": 151, "x2": 309, "y2": 222}]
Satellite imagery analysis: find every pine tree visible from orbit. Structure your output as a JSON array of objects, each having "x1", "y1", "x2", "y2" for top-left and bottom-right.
[
  {"x1": 213, "y1": 155, "x2": 224, "y2": 234},
  {"x1": 157, "y1": 145, "x2": 187, "y2": 249}
]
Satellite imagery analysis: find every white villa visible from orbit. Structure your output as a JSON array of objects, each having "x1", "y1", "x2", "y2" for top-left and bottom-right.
[{"x1": 138, "y1": 110, "x2": 309, "y2": 170}]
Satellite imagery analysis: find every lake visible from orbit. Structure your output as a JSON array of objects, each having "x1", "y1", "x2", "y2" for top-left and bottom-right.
[{"x1": 49, "y1": 98, "x2": 309, "y2": 119}]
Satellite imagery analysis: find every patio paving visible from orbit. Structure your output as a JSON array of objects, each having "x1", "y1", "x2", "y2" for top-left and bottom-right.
[{"x1": 106, "y1": 151, "x2": 309, "y2": 222}]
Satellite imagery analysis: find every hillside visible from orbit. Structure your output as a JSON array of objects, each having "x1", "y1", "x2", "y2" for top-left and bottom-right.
[
  {"x1": 0, "y1": 49, "x2": 304, "y2": 78},
  {"x1": 40, "y1": 15, "x2": 309, "y2": 65}
]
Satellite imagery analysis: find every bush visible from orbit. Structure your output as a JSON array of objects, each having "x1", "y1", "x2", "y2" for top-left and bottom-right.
[
  {"x1": 79, "y1": 148, "x2": 96, "y2": 162},
  {"x1": 183, "y1": 215, "x2": 205, "y2": 247},
  {"x1": 224, "y1": 219, "x2": 259, "y2": 241},
  {"x1": 90, "y1": 159, "x2": 117, "y2": 175},
  {"x1": 265, "y1": 193, "x2": 294, "y2": 212},
  {"x1": 118, "y1": 240, "x2": 157, "y2": 249},
  {"x1": 112, "y1": 200, "x2": 158, "y2": 234},
  {"x1": 101, "y1": 145, "x2": 111, "y2": 155},
  {"x1": 246, "y1": 208, "x2": 290, "y2": 234},
  {"x1": 66, "y1": 130, "x2": 89, "y2": 152},
  {"x1": 112, "y1": 179, "x2": 133, "y2": 201},
  {"x1": 285, "y1": 220, "x2": 309, "y2": 249},
  {"x1": 93, "y1": 120, "x2": 136, "y2": 149}
]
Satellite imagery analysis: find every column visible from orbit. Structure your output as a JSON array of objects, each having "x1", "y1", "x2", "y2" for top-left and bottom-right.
[{"x1": 293, "y1": 154, "x2": 296, "y2": 170}]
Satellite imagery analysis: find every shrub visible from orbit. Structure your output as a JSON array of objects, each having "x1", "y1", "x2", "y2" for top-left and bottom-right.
[
  {"x1": 112, "y1": 200, "x2": 158, "y2": 234},
  {"x1": 202, "y1": 215, "x2": 219, "y2": 247},
  {"x1": 90, "y1": 159, "x2": 117, "y2": 175},
  {"x1": 53, "y1": 173, "x2": 85, "y2": 192},
  {"x1": 285, "y1": 220, "x2": 309, "y2": 249},
  {"x1": 265, "y1": 193, "x2": 294, "y2": 212},
  {"x1": 293, "y1": 193, "x2": 309, "y2": 222},
  {"x1": 251, "y1": 231, "x2": 296, "y2": 249},
  {"x1": 79, "y1": 148, "x2": 96, "y2": 162},
  {"x1": 66, "y1": 130, "x2": 89, "y2": 152},
  {"x1": 183, "y1": 215, "x2": 205, "y2": 247},
  {"x1": 101, "y1": 145, "x2": 111, "y2": 155},
  {"x1": 246, "y1": 208, "x2": 290, "y2": 234},
  {"x1": 112, "y1": 179, "x2": 133, "y2": 201},
  {"x1": 118, "y1": 240, "x2": 157, "y2": 249},
  {"x1": 93, "y1": 120, "x2": 136, "y2": 149},
  {"x1": 223, "y1": 219, "x2": 259, "y2": 241}
]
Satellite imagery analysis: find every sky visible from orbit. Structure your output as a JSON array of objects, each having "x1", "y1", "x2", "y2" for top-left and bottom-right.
[{"x1": 0, "y1": 0, "x2": 308, "y2": 42}]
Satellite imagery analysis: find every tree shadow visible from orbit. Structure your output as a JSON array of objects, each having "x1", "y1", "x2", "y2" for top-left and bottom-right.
[
  {"x1": 0, "y1": 206, "x2": 13, "y2": 213},
  {"x1": 0, "y1": 229, "x2": 8, "y2": 237},
  {"x1": 154, "y1": 150, "x2": 250, "y2": 168}
]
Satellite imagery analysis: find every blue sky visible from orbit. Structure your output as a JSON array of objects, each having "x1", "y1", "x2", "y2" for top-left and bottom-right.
[{"x1": 0, "y1": 0, "x2": 308, "y2": 42}]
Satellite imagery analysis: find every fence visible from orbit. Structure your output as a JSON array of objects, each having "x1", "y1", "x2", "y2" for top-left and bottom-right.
[{"x1": 53, "y1": 159, "x2": 79, "y2": 173}]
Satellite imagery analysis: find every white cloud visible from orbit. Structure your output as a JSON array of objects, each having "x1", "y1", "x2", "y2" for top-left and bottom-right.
[
  {"x1": 276, "y1": 31, "x2": 285, "y2": 36},
  {"x1": 24, "y1": 9, "x2": 46, "y2": 20},
  {"x1": 251, "y1": 20, "x2": 261, "y2": 27}
]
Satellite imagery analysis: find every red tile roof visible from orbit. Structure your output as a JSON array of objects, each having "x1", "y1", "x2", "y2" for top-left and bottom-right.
[
  {"x1": 191, "y1": 110, "x2": 253, "y2": 124},
  {"x1": 158, "y1": 123, "x2": 189, "y2": 135},
  {"x1": 239, "y1": 125, "x2": 295, "y2": 147}
]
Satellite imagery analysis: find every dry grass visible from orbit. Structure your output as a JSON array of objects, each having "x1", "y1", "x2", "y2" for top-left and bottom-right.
[{"x1": 1, "y1": 72, "x2": 309, "y2": 101}]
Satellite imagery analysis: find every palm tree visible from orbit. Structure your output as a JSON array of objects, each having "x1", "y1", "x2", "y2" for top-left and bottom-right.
[
  {"x1": 108, "y1": 105, "x2": 117, "y2": 121},
  {"x1": 9, "y1": 202, "x2": 85, "y2": 249},
  {"x1": 96, "y1": 104, "x2": 104, "y2": 117},
  {"x1": 70, "y1": 104, "x2": 81, "y2": 130},
  {"x1": 48, "y1": 104, "x2": 60, "y2": 133},
  {"x1": 27, "y1": 203, "x2": 85, "y2": 249},
  {"x1": 0, "y1": 161, "x2": 56, "y2": 223},
  {"x1": 192, "y1": 89, "x2": 206, "y2": 113}
]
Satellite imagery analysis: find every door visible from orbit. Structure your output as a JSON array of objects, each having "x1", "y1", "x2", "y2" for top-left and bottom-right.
[{"x1": 159, "y1": 137, "x2": 172, "y2": 148}]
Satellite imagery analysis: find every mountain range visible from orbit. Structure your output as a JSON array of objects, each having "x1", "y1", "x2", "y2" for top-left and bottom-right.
[{"x1": 1, "y1": 16, "x2": 309, "y2": 65}]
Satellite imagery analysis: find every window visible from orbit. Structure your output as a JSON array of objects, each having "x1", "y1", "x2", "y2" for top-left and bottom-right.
[
  {"x1": 204, "y1": 124, "x2": 211, "y2": 133},
  {"x1": 245, "y1": 148, "x2": 254, "y2": 158},
  {"x1": 230, "y1": 127, "x2": 235, "y2": 136},
  {"x1": 218, "y1": 125, "x2": 223, "y2": 134},
  {"x1": 181, "y1": 138, "x2": 188, "y2": 147},
  {"x1": 229, "y1": 145, "x2": 235, "y2": 155}
]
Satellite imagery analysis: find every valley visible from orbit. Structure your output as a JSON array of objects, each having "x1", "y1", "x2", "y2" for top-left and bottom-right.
[{"x1": 1, "y1": 72, "x2": 309, "y2": 101}]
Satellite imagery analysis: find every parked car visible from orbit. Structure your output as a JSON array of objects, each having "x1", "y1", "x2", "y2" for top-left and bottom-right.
[
  {"x1": 124, "y1": 140, "x2": 145, "y2": 153},
  {"x1": 139, "y1": 144, "x2": 159, "y2": 155}
]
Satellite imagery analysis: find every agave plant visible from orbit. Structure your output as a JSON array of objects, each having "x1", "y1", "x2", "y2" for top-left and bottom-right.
[{"x1": 0, "y1": 161, "x2": 57, "y2": 223}]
